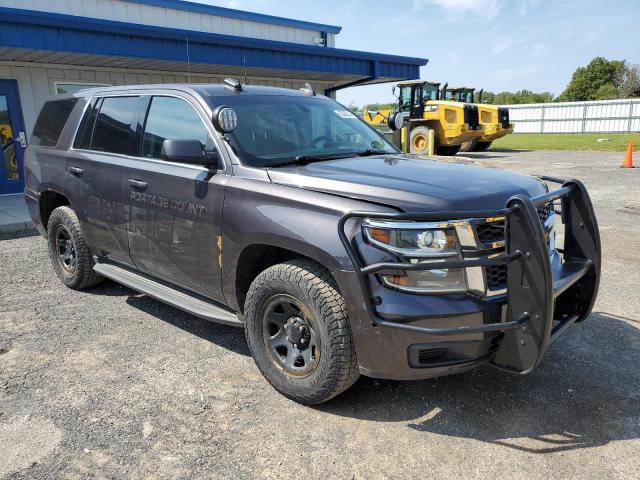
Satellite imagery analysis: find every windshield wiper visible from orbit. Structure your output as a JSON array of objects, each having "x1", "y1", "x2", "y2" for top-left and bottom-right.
[
  {"x1": 269, "y1": 152, "x2": 359, "y2": 167},
  {"x1": 356, "y1": 149, "x2": 389, "y2": 157}
]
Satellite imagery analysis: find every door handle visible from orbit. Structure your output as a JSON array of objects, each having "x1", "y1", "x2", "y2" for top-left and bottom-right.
[
  {"x1": 68, "y1": 166, "x2": 84, "y2": 176},
  {"x1": 128, "y1": 179, "x2": 148, "y2": 191}
]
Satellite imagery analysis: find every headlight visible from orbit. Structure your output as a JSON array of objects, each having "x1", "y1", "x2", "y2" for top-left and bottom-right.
[{"x1": 363, "y1": 220, "x2": 467, "y2": 293}]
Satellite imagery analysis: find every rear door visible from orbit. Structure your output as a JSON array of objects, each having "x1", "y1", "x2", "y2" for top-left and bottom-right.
[
  {"x1": 67, "y1": 95, "x2": 141, "y2": 266},
  {"x1": 124, "y1": 93, "x2": 228, "y2": 303}
]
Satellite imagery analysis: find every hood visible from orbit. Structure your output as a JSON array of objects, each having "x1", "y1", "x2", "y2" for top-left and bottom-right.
[
  {"x1": 431, "y1": 100, "x2": 469, "y2": 108},
  {"x1": 267, "y1": 155, "x2": 547, "y2": 212}
]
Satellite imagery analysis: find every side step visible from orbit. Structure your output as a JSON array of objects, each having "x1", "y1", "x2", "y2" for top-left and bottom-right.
[{"x1": 93, "y1": 261, "x2": 243, "y2": 328}]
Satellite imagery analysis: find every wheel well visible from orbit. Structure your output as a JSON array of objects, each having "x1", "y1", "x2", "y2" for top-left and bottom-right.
[
  {"x1": 235, "y1": 244, "x2": 317, "y2": 313},
  {"x1": 40, "y1": 191, "x2": 70, "y2": 230}
]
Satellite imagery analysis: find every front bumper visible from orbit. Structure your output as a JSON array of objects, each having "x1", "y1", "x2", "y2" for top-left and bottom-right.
[{"x1": 337, "y1": 178, "x2": 601, "y2": 380}]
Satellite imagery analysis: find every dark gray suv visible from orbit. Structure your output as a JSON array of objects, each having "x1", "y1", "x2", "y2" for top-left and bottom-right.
[{"x1": 24, "y1": 81, "x2": 601, "y2": 404}]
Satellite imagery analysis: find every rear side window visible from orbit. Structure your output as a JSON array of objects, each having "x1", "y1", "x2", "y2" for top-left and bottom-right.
[
  {"x1": 73, "y1": 98, "x2": 99, "y2": 150},
  {"x1": 31, "y1": 98, "x2": 78, "y2": 147},
  {"x1": 90, "y1": 96, "x2": 139, "y2": 156}
]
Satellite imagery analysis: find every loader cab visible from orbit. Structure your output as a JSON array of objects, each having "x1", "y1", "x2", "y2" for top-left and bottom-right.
[
  {"x1": 445, "y1": 87, "x2": 475, "y2": 104},
  {"x1": 397, "y1": 81, "x2": 440, "y2": 119}
]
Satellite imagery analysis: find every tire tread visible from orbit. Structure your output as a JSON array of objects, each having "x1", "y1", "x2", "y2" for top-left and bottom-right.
[
  {"x1": 47, "y1": 206, "x2": 103, "y2": 290},
  {"x1": 244, "y1": 259, "x2": 359, "y2": 404}
]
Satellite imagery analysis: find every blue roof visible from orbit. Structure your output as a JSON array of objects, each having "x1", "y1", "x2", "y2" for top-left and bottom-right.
[
  {"x1": 0, "y1": 7, "x2": 427, "y2": 88},
  {"x1": 123, "y1": 0, "x2": 343, "y2": 34}
]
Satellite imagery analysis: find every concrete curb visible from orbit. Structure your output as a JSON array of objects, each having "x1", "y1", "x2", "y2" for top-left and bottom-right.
[{"x1": 0, "y1": 220, "x2": 34, "y2": 234}]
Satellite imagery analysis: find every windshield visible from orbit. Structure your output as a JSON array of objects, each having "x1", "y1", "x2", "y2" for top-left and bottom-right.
[
  {"x1": 446, "y1": 90, "x2": 474, "y2": 103},
  {"x1": 215, "y1": 95, "x2": 398, "y2": 167},
  {"x1": 422, "y1": 84, "x2": 439, "y2": 101}
]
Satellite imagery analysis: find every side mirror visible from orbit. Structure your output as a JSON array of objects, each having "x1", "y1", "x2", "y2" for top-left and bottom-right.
[{"x1": 160, "y1": 139, "x2": 219, "y2": 168}]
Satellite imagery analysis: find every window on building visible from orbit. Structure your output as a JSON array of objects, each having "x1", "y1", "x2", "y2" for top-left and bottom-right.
[
  {"x1": 31, "y1": 98, "x2": 79, "y2": 147},
  {"x1": 142, "y1": 96, "x2": 213, "y2": 159},
  {"x1": 91, "y1": 96, "x2": 139, "y2": 156},
  {"x1": 54, "y1": 82, "x2": 111, "y2": 95}
]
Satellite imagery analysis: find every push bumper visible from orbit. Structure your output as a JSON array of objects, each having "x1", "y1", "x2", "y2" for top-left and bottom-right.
[{"x1": 337, "y1": 177, "x2": 601, "y2": 379}]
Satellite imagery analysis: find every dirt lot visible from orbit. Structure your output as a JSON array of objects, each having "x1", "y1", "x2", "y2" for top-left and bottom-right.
[{"x1": 1, "y1": 150, "x2": 639, "y2": 479}]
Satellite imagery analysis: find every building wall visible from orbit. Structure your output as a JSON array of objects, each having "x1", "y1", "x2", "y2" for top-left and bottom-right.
[
  {"x1": 504, "y1": 98, "x2": 640, "y2": 134},
  {"x1": 1, "y1": 0, "x2": 336, "y2": 47},
  {"x1": 0, "y1": 61, "x2": 335, "y2": 135}
]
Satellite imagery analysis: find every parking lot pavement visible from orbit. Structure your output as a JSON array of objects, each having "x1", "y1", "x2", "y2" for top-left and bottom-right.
[{"x1": 1, "y1": 150, "x2": 639, "y2": 479}]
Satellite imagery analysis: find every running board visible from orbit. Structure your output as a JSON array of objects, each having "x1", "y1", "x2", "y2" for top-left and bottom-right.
[{"x1": 93, "y1": 261, "x2": 243, "y2": 328}]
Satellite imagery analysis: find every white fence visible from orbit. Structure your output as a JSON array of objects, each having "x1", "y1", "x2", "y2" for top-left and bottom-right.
[{"x1": 502, "y1": 98, "x2": 640, "y2": 134}]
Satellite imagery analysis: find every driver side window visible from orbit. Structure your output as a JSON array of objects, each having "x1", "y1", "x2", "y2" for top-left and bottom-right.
[{"x1": 142, "y1": 96, "x2": 213, "y2": 159}]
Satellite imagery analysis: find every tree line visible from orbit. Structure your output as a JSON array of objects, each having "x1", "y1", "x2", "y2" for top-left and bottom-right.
[{"x1": 354, "y1": 57, "x2": 640, "y2": 110}]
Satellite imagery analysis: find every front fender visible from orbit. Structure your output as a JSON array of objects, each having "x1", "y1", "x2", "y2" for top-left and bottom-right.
[{"x1": 221, "y1": 177, "x2": 392, "y2": 309}]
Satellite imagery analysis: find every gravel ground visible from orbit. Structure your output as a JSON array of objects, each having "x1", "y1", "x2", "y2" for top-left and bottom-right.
[{"x1": 1, "y1": 150, "x2": 639, "y2": 479}]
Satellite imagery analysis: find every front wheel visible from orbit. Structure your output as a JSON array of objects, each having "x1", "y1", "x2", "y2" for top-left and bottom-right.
[
  {"x1": 244, "y1": 260, "x2": 359, "y2": 404},
  {"x1": 409, "y1": 126, "x2": 437, "y2": 154}
]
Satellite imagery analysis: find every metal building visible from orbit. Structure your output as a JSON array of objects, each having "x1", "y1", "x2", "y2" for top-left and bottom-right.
[{"x1": 0, "y1": 0, "x2": 427, "y2": 195}]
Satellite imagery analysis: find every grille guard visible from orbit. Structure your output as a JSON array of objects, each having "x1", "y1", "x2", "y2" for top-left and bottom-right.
[{"x1": 337, "y1": 177, "x2": 601, "y2": 374}]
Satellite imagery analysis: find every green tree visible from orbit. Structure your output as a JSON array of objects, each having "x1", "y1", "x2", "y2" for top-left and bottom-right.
[
  {"x1": 478, "y1": 91, "x2": 495, "y2": 103},
  {"x1": 558, "y1": 57, "x2": 624, "y2": 101},
  {"x1": 363, "y1": 102, "x2": 396, "y2": 111},
  {"x1": 490, "y1": 90, "x2": 554, "y2": 104},
  {"x1": 594, "y1": 83, "x2": 619, "y2": 100},
  {"x1": 615, "y1": 63, "x2": 640, "y2": 98}
]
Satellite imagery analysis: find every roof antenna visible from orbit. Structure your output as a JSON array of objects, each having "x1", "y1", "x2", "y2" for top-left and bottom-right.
[
  {"x1": 243, "y1": 55, "x2": 248, "y2": 85},
  {"x1": 185, "y1": 37, "x2": 191, "y2": 83}
]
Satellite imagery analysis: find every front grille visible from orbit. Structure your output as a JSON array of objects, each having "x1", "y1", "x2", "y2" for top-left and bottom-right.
[
  {"x1": 476, "y1": 221, "x2": 505, "y2": 245},
  {"x1": 498, "y1": 107, "x2": 510, "y2": 128},
  {"x1": 475, "y1": 202, "x2": 554, "y2": 291},
  {"x1": 486, "y1": 264, "x2": 508, "y2": 290},
  {"x1": 464, "y1": 104, "x2": 480, "y2": 130}
]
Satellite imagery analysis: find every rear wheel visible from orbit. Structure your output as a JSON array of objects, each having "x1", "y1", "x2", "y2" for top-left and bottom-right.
[
  {"x1": 244, "y1": 260, "x2": 359, "y2": 404},
  {"x1": 473, "y1": 141, "x2": 493, "y2": 151},
  {"x1": 459, "y1": 138, "x2": 477, "y2": 152},
  {"x1": 436, "y1": 145, "x2": 461, "y2": 156},
  {"x1": 409, "y1": 126, "x2": 436, "y2": 155},
  {"x1": 47, "y1": 206, "x2": 104, "y2": 289}
]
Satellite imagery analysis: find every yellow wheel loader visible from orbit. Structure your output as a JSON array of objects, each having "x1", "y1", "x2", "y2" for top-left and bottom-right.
[
  {"x1": 364, "y1": 80, "x2": 482, "y2": 156},
  {"x1": 444, "y1": 87, "x2": 513, "y2": 151}
]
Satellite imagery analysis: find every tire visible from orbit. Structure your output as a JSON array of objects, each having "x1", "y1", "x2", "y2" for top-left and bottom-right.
[
  {"x1": 244, "y1": 259, "x2": 359, "y2": 404},
  {"x1": 436, "y1": 145, "x2": 461, "y2": 156},
  {"x1": 473, "y1": 141, "x2": 493, "y2": 152},
  {"x1": 459, "y1": 138, "x2": 477, "y2": 152},
  {"x1": 47, "y1": 206, "x2": 104, "y2": 290},
  {"x1": 409, "y1": 126, "x2": 436, "y2": 154}
]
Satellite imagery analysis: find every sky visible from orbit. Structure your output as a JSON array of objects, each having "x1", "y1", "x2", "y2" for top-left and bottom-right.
[{"x1": 197, "y1": 0, "x2": 639, "y2": 106}]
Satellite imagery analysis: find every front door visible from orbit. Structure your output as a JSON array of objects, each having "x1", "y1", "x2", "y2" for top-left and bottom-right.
[
  {"x1": 125, "y1": 94, "x2": 227, "y2": 303},
  {"x1": 0, "y1": 80, "x2": 27, "y2": 195}
]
